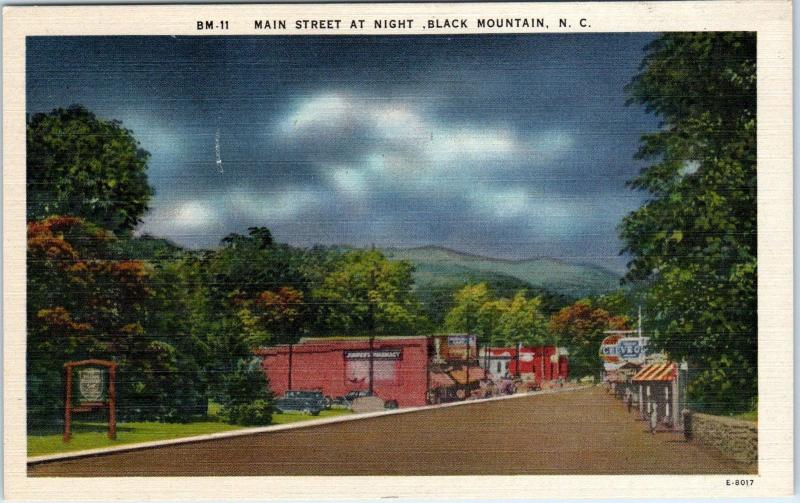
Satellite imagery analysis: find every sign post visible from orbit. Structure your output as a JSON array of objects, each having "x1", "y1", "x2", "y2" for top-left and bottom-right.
[{"x1": 63, "y1": 359, "x2": 117, "y2": 442}]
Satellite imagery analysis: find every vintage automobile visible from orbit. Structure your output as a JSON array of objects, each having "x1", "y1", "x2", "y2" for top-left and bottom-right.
[
  {"x1": 329, "y1": 390, "x2": 398, "y2": 410},
  {"x1": 330, "y1": 390, "x2": 373, "y2": 409},
  {"x1": 274, "y1": 390, "x2": 326, "y2": 415}
]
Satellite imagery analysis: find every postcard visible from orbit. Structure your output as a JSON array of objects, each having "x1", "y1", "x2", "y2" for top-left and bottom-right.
[{"x1": 2, "y1": 1, "x2": 793, "y2": 499}]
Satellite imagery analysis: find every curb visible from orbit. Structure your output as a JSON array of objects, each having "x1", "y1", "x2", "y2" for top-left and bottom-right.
[{"x1": 27, "y1": 385, "x2": 591, "y2": 465}]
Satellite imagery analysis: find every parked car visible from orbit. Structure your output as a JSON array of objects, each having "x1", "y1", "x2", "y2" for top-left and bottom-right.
[
  {"x1": 274, "y1": 390, "x2": 325, "y2": 415},
  {"x1": 330, "y1": 390, "x2": 377, "y2": 409},
  {"x1": 329, "y1": 396, "x2": 350, "y2": 409}
]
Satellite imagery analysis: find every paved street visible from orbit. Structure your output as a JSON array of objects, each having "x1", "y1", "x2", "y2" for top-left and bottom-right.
[{"x1": 28, "y1": 386, "x2": 753, "y2": 476}]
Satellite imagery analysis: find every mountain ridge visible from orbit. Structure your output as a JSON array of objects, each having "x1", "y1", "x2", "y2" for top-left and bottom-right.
[
  {"x1": 382, "y1": 245, "x2": 622, "y2": 300},
  {"x1": 383, "y1": 245, "x2": 621, "y2": 276}
]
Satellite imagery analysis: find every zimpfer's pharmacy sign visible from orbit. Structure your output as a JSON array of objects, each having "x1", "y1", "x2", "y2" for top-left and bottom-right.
[{"x1": 344, "y1": 349, "x2": 402, "y2": 360}]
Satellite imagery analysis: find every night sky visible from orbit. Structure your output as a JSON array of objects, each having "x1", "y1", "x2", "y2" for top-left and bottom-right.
[{"x1": 27, "y1": 34, "x2": 660, "y2": 272}]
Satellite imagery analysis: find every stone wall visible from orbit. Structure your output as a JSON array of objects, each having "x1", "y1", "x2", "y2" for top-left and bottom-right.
[{"x1": 691, "y1": 413, "x2": 757, "y2": 465}]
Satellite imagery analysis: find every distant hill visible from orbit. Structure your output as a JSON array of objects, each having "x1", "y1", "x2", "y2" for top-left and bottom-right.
[
  {"x1": 383, "y1": 246, "x2": 621, "y2": 300},
  {"x1": 114, "y1": 234, "x2": 193, "y2": 261}
]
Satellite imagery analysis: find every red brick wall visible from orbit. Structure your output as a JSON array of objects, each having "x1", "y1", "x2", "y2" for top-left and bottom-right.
[{"x1": 258, "y1": 338, "x2": 429, "y2": 407}]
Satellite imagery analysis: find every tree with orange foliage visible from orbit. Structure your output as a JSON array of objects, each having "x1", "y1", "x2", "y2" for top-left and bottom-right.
[
  {"x1": 232, "y1": 286, "x2": 306, "y2": 347},
  {"x1": 27, "y1": 216, "x2": 157, "y2": 425},
  {"x1": 548, "y1": 299, "x2": 629, "y2": 378}
]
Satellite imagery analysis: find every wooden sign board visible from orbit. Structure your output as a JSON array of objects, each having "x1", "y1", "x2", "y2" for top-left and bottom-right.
[{"x1": 63, "y1": 359, "x2": 117, "y2": 442}]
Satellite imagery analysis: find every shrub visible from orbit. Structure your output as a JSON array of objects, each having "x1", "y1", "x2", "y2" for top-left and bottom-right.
[
  {"x1": 224, "y1": 400, "x2": 273, "y2": 426},
  {"x1": 220, "y1": 357, "x2": 273, "y2": 426}
]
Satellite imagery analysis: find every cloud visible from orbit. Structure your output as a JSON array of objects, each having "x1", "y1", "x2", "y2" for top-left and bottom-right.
[
  {"x1": 275, "y1": 91, "x2": 578, "y2": 229},
  {"x1": 173, "y1": 200, "x2": 219, "y2": 228},
  {"x1": 328, "y1": 167, "x2": 368, "y2": 195},
  {"x1": 227, "y1": 188, "x2": 321, "y2": 221},
  {"x1": 138, "y1": 199, "x2": 222, "y2": 241}
]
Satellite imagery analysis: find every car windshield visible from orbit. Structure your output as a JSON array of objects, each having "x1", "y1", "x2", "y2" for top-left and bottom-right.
[{"x1": 284, "y1": 391, "x2": 321, "y2": 398}]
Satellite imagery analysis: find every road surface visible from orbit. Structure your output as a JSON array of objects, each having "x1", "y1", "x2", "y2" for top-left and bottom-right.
[{"x1": 28, "y1": 386, "x2": 754, "y2": 476}]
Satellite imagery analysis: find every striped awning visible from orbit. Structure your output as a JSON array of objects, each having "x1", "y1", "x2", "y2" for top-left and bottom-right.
[
  {"x1": 449, "y1": 367, "x2": 486, "y2": 385},
  {"x1": 632, "y1": 362, "x2": 676, "y2": 382},
  {"x1": 429, "y1": 370, "x2": 456, "y2": 389}
]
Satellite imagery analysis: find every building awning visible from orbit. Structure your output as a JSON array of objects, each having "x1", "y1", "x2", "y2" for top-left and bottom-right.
[
  {"x1": 632, "y1": 362, "x2": 676, "y2": 382},
  {"x1": 449, "y1": 367, "x2": 486, "y2": 385},
  {"x1": 429, "y1": 371, "x2": 456, "y2": 389}
]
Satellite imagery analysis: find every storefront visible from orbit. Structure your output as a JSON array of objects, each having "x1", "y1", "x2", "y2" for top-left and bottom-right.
[
  {"x1": 632, "y1": 362, "x2": 678, "y2": 428},
  {"x1": 480, "y1": 346, "x2": 569, "y2": 383},
  {"x1": 256, "y1": 336, "x2": 430, "y2": 407},
  {"x1": 428, "y1": 369, "x2": 457, "y2": 404}
]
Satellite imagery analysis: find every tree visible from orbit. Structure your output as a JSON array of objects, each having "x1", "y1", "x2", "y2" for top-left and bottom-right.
[
  {"x1": 443, "y1": 283, "x2": 491, "y2": 335},
  {"x1": 139, "y1": 253, "x2": 213, "y2": 421},
  {"x1": 548, "y1": 299, "x2": 629, "y2": 378},
  {"x1": 27, "y1": 105, "x2": 153, "y2": 233},
  {"x1": 476, "y1": 297, "x2": 510, "y2": 347},
  {"x1": 27, "y1": 216, "x2": 162, "y2": 424},
  {"x1": 444, "y1": 285, "x2": 549, "y2": 349},
  {"x1": 497, "y1": 292, "x2": 548, "y2": 347},
  {"x1": 203, "y1": 228, "x2": 318, "y2": 398},
  {"x1": 220, "y1": 357, "x2": 273, "y2": 426},
  {"x1": 621, "y1": 33, "x2": 757, "y2": 412},
  {"x1": 314, "y1": 250, "x2": 426, "y2": 335},
  {"x1": 232, "y1": 286, "x2": 306, "y2": 347}
]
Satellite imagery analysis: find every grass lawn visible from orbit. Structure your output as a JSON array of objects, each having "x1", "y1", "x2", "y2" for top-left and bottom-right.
[
  {"x1": 730, "y1": 410, "x2": 757, "y2": 422},
  {"x1": 28, "y1": 408, "x2": 352, "y2": 457}
]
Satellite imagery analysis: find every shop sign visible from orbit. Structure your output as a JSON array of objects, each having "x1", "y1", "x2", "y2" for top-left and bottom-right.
[
  {"x1": 600, "y1": 336, "x2": 650, "y2": 364},
  {"x1": 344, "y1": 349, "x2": 402, "y2": 360},
  {"x1": 447, "y1": 335, "x2": 473, "y2": 346},
  {"x1": 599, "y1": 335, "x2": 623, "y2": 363},
  {"x1": 616, "y1": 337, "x2": 649, "y2": 362}
]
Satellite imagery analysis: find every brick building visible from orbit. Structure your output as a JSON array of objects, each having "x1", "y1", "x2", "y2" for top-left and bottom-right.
[
  {"x1": 480, "y1": 346, "x2": 569, "y2": 382},
  {"x1": 255, "y1": 336, "x2": 431, "y2": 407}
]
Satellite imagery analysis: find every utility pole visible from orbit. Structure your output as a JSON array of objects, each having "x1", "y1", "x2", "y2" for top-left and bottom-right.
[
  {"x1": 288, "y1": 343, "x2": 293, "y2": 390},
  {"x1": 465, "y1": 335, "x2": 470, "y2": 399},
  {"x1": 368, "y1": 267, "x2": 376, "y2": 395},
  {"x1": 638, "y1": 305, "x2": 643, "y2": 338}
]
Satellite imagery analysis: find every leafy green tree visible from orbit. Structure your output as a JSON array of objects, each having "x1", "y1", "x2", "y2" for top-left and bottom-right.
[
  {"x1": 202, "y1": 229, "x2": 319, "y2": 399},
  {"x1": 139, "y1": 254, "x2": 213, "y2": 421},
  {"x1": 476, "y1": 297, "x2": 510, "y2": 347},
  {"x1": 27, "y1": 105, "x2": 153, "y2": 233},
  {"x1": 497, "y1": 292, "x2": 548, "y2": 347},
  {"x1": 621, "y1": 33, "x2": 756, "y2": 412},
  {"x1": 444, "y1": 284, "x2": 550, "y2": 349},
  {"x1": 443, "y1": 283, "x2": 491, "y2": 335},
  {"x1": 314, "y1": 250, "x2": 426, "y2": 335},
  {"x1": 220, "y1": 357, "x2": 273, "y2": 426}
]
